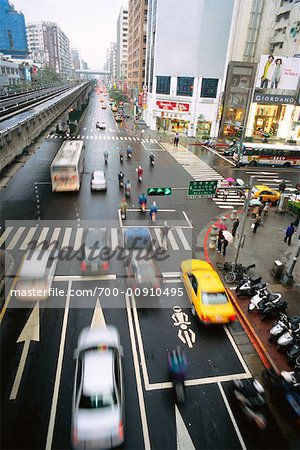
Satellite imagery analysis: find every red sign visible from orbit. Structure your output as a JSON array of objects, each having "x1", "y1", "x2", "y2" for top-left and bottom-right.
[
  {"x1": 138, "y1": 92, "x2": 143, "y2": 107},
  {"x1": 123, "y1": 82, "x2": 127, "y2": 94},
  {"x1": 156, "y1": 101, "x2": 190, "y2": 112}
]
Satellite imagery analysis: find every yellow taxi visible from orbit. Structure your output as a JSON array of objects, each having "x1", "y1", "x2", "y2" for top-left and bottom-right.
[
  {"x1": 181, "y1": 259, "x2": 236, "y2": 324},
  {"x1": 251, "y1": 185, "x2": 280, "y2": 204}
]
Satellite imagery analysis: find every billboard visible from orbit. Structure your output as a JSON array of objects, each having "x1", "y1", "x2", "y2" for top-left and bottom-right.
[
  {"x1": 156, "y1": 101, "x2": 190, "y2": 112},
  {"x1": 254, "y1": 55, "x2": 300, "y2": 104}
]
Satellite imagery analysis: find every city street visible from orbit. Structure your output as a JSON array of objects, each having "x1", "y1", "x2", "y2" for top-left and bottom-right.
[{"x1": 1, "y1": 92, "x2": 297, "y2": 449}]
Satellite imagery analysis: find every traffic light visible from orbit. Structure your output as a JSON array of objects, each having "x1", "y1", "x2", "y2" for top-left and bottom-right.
[
  {"x1": 236, "y1": 127, "x2": 243, "y2": 138},
  {"x1": 147, "y1": 187, "x2": 172, "y2": 196}
]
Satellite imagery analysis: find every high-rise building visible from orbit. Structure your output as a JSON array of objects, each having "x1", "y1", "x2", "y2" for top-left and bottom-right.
[
  {"x1": 144, "y1": 0, "x2": 235, "y2": 137},
  {"x1": 116, "y1": 7, "x2": 128, "y2": 83},
  {"x1": 26, "y1": 21, "x2": 72, "y2": 79},
  {"x1": 127, "y1": 0, "x2": 148, "y2": 96},
  {"x1": 0, "y1": 0, "x2": 28, "y2": 58},
  {"x1": 106, "y1": 42, "x2": 117, "y2": 83},
  {"x1": 71, "y1": 48, "x2": 81, "y2": 70}
]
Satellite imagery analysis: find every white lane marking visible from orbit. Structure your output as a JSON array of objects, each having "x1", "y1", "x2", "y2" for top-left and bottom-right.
[
  {"x1": 218, "y1": 205, "x2": 234, "y2": 209},
  {"x1": 127, "y1": 208, "x2": 176, "y2": 212},
  {"x1": 205, "y1": 146, "x2": 236, "y2": 166},
  {"x1": 141, "y1": 141, "x2": 147, "y2": 150},
  {"x1": 163, "y1": 279, "x2": 182, "y2": 284},
  {"x1": 223, "y1": 325, "x2": 251, "y2": 375},
  {"x1": 49, "y1": 227, "x2": 61, "y2": 245},
  {"x1": 54, "y1": 274, "x2": 117, "y2": 281},
  {"x1": 168, "y1": 230, "x2": 179, "y2": 250},
  {"x1": 36, "y1": 227, "x2": 49, "y2": 246},
  {"x1": 162, "y1": 272, "x2": 181, "y2": 278},
  {"x1": 115, "y1": 136, "x2": 119, "y2": 140},
  {"x1": 153, "y1": 228, "x2": 163, "y2": 247},
  {"x1": 125, "y1": 294, "x2": 151, "y2": 449},
  {"x1": 182, "y1": 211, "x2": 193, "y2": 228},
  {"x1": 45, "y1": 281, "x2": 71, "y2": 450},
  {"x1": 10, "y1": 302, "x2": 40, "y2": 400},
  {"x1": 61, "y1": 227, "x2": 72, "y2": 248},
  {"x1": 73, "y1": 228, "x2": 83, "y2": 251},
  {"x1": 217, "y1": 382, "x2": 247, "y2": 450},
  {"x1": 176, "y1": 405, "x2": 195, "y2": 450},
  {"x1": 124, "y1": 137, "x2": 127, "y2": 140},
  {"x1": 246, "y1": 171, "x2": 277, "y2": 175},
  {"x1": 6, "y1": 227, "x2": 26, "y2": 250},
  {"x1": 132, "y1": 137, "x2": 136, "y2": 141},
  {"x1": 91, "y1": 297, "x2": 106, "y2": 328},
  {"x1": 145, "y1": 372, "x2": 252, "y2": 391},
  {"x1": 176, "y1": 228, "x2": 191, "y2": 250},
  {"x1": 19, "y1": 227, "x2": 37, "y2": 250},
  {"x1": 119, "y1": 136, "x2": 123, "y2": 140},
  {"x1": 111, "y1": 228, "x2": 118, "y2": 250},
  {"x1": 0, "y1": 226, "x2": 14, "y2": 247}
]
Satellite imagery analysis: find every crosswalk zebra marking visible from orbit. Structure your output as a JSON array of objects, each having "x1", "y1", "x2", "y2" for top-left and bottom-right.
[
  {"x1": 0, "y1": 227, "x2": 14, "y2": 247},
  {"x1": 111, "y1": 228, "x2": 118, "y2": 251},
  {"x1": 19, "y1": 227, "x2": 37, "y2": 250},
  {"x1": 176, "y1": 228, "x2": 191, "y2": 250},
  {"x1": 74, "y1": 228, "x2": 83, "y2": 251},
  {"x1": 61, "y1": 228, "x2": 72, "y2": 248},
  {"x1": 37, "y1": 227, "x2": 49, "y2": 246},
  {"x1": 6, "y1": 227, "x2": 26, "y2": 250},
  {"x1": 153, "y1": 228, "x2": 163, "y2": 247},
  {"x1": 168, "y1": 230, "x2": 179, "y2": 250},
  {"x1": 50, "y1": 227, "x2": 61, "y2": 245}
]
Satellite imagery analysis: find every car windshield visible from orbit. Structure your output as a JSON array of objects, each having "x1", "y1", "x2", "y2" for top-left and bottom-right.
[
  {"x1": 202, "y1": 292, "x2": 228, "y2": 305},
  {"x1": 94, "y1": 172, "x2": 104, "y2": 181},
  {"x1": 252, "y1": 187, "x2": 260, "y2": 194},
  {"x1": 79, "y1": 391, "x2": 117, "y2": 409}
]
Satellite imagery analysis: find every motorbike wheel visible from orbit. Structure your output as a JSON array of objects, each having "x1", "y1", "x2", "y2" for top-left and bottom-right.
[
  {"x1": 174, "y1": 382, "x2": 185, "y2": 404},
  {"x1": 225, "y1": 272, "x2": 236, "y2": 284}
]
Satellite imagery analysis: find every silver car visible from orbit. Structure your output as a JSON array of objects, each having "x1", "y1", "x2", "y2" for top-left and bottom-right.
[
  {"x1": 91, "y1": 171, "x2": 107, "y2": 191},
  {"x1": 72, "y1": 326, "x2": 124, "y2": 450}
]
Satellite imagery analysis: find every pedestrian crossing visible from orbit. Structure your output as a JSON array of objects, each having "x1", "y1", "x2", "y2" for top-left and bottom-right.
[
  {"x1": 245, "y1": 170, "x2": 296, "y2": 192},
  {"x1": 46, "y1": 134, "x2": 159, "y2": 144},
  {"x1": 0, "y1": 225, "x2": 192, "y2": 253},
  {"x1": 164, "y1": 145, "x2": 244, "y2": 209}
]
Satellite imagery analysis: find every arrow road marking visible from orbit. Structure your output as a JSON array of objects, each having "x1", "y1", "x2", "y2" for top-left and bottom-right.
[
  {"x1": 10, "y1": 302, "x2": 40, "y2": 400},
  {"x1": 91, "y1": 297, "x2": 106, "y2": 328},
  {"x1": 176, "y1": 405, "x2": 195, "y2": 450}
]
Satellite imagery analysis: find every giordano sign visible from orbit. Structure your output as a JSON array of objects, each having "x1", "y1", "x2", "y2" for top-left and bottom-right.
[{"x1": 254, "y1": 92, "x2": 296, "y2": 104}]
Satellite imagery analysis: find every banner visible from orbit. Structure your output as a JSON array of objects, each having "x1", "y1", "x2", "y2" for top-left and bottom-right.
[{"x1": 156, "y1": 101, "x2": 190, "y2": 112}]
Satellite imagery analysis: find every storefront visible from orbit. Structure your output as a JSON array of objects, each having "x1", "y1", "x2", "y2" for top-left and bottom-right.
[
  {"x1": 252, "y1": 104, "x2": 282, "y2": 137},
  {"x1": 154, "y1": 100, "x2": 191, "y2": 134},
  {"x1": 156, "y1": 114, "x2": 189, "y2": 133}
]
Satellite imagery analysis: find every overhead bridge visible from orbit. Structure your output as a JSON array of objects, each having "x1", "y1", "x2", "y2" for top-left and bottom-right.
[{"x1": 75, "y1": 69, "x2": 110, "y2": 75}]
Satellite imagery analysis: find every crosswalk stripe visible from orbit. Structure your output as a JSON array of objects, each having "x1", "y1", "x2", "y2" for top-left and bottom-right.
[
  {"x1": 111, "y1": 228, "x2": 118, "y2": 250},
  {"x1": 132, "y1": 137, "x2": 136, "y2": 141},
  {"x1": 74, "y1": 228, "x2": 83, "y2": 251},
  {"x1": 136, "y1": 137, "x2": 140, "y2": 141},
  {"x1": 141, "y1": 139, "x2": 145, "y2": 142},
  {"x1": 94, "y1": 136, "x2": 98, "y2": 140},
  {"x1": 116, "y1": 137, "x2": 119, "y2": 140},
  {"x1": 168, "y1": 230, "x2": 179, "y2": 250},
  {"x1": 7, "y1": 227, "x2": 26, "y2": 250},
  {"x1": 153, "y1": 228, "x2": 163, "y2": 247},
  {"x1": 119, "y1": 137, "x2": 123, "y2": 140},
  {"x1": 19, "y1": 227, "x2": 38, "y2": 250},
  {"x1": 37, "y1": 227, "x2": 49, "y2": 247},
  {"x1": 103, "y1": 136, "x2": 106, "y2": 140},
  {"x1": 124, "y1": 137, "x2": 127, "y2": 140},
  {"x1": 77, "y1": 135, "x2": 81, "y2": 139},
  {"x1": 49, "y1": 227, "x2": 61, "y2": 245},
  {"x1": 111, "y1": 136, "x2": 115, "y2": 140},
  {"x1": 86, "y1": 136, "x2": 89, "y2": 140},
  {"x1": 61, "y1": 227, "x2": 72, "y2": 248},
  {"x1": 90, "y1": 136, "x2": 94, "y2": 140},
  {"x1": 128, "y1": 137, "x2": 132, "y2": 140},
  {"x1": 81, "y1": 135, "x2": 85, "y2": 139},
  {"x1": 176, "y1": 228, "x2": 191, "y2": 250},
  {"x1": 107, "y1": 136, "x2": 111, "y2": 140},
  {"x1": 0, "y1": 227, "x2": 14, "y2": 247}
]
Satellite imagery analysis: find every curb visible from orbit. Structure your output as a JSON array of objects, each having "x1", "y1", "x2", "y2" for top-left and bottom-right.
[{"x1": 203, "y1": 210, "x2": 280, "y2": 372}]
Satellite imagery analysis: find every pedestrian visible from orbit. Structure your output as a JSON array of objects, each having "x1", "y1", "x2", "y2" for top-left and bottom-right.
[
  {"x1": 284, "y1": 223, "x2": 295, "y2": 246},
  {"x1": 262, "y1": 201, "x2": 271, "y2": 218},
  {"x1": 223, "y1": 190, "x2": 228, "y2": 202},
  {"x1": 160, "y1": 221, "x2": 170, "y2": 249},
  {"x1": 232, "y1": 217, "x2": 240, "y2": 237},
  {"x1": 217, "y1": 230, "x2": 225, "y2": 253},
  {"x1": 222, "y1": 239, "x2": 228, "y2": 256},
  {"x1": 279, "y1": 180, "x2": 286, "y2": 193},
  {"x1": 253, "y1": 214, "x2": 261, "y2": 234},
  {"x1": 173, "y1": 132, "x2": 179, "y2": 147}
]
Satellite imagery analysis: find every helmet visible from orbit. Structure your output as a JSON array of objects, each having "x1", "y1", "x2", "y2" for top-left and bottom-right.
[{"x1": 153, "y1": 201, "x2": 156, "y2": 206}]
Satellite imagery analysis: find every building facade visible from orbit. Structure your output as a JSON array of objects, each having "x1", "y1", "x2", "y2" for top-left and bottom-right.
[
  {"x1": 0, "y1": 57, "x2": 20, "y2": 92},
  {"x1": 0, "y1": 0, "x2": 28, "y2": 58},
  {"x1": 127, "y1": 0, "x2": 148, "y2": 97},
  {"x1": 27, "y1": 21, "x2": 72, "y2": 79},
  {"x1": 144, "y1": 0, "x2": 235, "y2": 137},
  {"x1": 116, "y1": 7, "x2": 128, "y2": 84}
]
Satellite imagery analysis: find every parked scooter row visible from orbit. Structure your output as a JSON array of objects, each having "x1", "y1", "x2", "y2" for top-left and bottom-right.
[
  {"x1": 235, "y1": 275, "x2": 288, "y2": 320},
  {"x1": 268, "y1": 313, "x2": 300, "y2": 366}
]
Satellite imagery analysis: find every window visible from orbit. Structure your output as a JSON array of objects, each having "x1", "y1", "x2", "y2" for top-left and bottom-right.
[
  {"x1": 188, "y1": 274, "x2": 198, "y2": 295},
  {"x1": 176, "y1": 77, "x2": 194, "y2": 96},
  {"x1": 156, "y1": 76, "x2": 170, "y2": 94},
  {"x1": 201, "y1": 78, "x2": 218, "y2": 98}
]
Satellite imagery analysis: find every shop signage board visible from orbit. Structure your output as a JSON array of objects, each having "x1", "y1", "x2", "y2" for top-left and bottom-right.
[
  {"x1": 156, "y1": 101, "x2": 190, "y2": 112},
  {"x1": 187, "y1": 180, "x2": 218, "y2": 199}
]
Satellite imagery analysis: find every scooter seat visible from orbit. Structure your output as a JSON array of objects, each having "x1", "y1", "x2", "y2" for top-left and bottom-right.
[
  {"x1": 266, "y1": 293, "x2": 279, "y2": 301},
  {"x1": 250, "y1": 275, "x2": 262, "y2": 284},
  {"x1": 255, "y1": 282, "x2": 267, "y2": 290}
]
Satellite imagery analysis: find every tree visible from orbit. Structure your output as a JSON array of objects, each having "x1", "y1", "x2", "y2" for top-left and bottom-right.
[{"x1": 37, "y1": 66, "x2": 62, "y2": 84}]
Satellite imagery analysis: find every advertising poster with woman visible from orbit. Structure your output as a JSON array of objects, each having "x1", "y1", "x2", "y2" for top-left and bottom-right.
[{"x1": 255, "y1": 55, "x2": 299, "y2": 92}]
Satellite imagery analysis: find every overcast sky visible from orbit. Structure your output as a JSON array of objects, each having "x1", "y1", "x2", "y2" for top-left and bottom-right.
[{"x1": 12, "y1": 0, "x2": 128, "y2": 69}]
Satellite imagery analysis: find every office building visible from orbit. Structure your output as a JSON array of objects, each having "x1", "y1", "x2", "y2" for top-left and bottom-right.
[
  {"x1": 116, "y1": 7, "x2": 128, "y2": 84},
  {"x1": 0, "y1": 0, "x2": 28, "y2": 58}
]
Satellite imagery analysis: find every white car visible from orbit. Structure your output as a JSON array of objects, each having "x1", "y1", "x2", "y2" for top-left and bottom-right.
[
  {"x1": 91, "y1": 171, "x2": 107, "y2": 191},
  {"x1": 15, "y1": 247, "x2": 58, "y2": 301},
  {"x1": 72, "y1": 326, "x2": 124, "y2": 450},
  {"x1": 96, "y1": 121, "x2": 106, "y2": 130}
]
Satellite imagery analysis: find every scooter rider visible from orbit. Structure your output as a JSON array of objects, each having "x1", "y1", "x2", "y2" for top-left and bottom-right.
[
  {"x1": 125, "y1": 179, "x2": 131, "y2": 197},
  {"x1": 126, "y1": 145, "x2": 133, "y2": 159},
  {"x1": 168, "y1": 347, "x2": 188, "y2": 381},
  {"x1": 138, "y1": 192, "x2": 147, "y2": 209},
  {"x1": 104, "y1": 150, "x2": 108, "y2": 163},
  {"x1": 150, "y1": 152, "x2": 155, "y2": 164},
  {"x1": 149, "y1": 201, "x2": 158, "y2": 220},
  {"x1": 118, "y1": 170, "x2": 124, "y2": 186},
  {"x1": 120, "y1": 198, "x2": 127, "y2": 219},
  {"x1": 136, "y1": 166, "x2": 143, "y2": 181},
  {"x1": 119, "y1": 148, "x2": 124, "y2": 162}
]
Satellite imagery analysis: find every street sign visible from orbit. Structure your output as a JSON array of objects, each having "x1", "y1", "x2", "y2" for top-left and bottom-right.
[{"x1": 187, "y1": 180, "x2": 218, "y2": 199}]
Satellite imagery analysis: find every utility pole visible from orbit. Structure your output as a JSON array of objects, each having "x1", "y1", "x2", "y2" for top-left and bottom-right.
[
  {"x1": 236, "y1": 86, "x2": 255, "y2": 168},
  {"x1": 281, "y1": 240, "x2": 300, "y2": 287},
  {"x1": 234, "y1": 176, "x2": 255, "y2": 267}
]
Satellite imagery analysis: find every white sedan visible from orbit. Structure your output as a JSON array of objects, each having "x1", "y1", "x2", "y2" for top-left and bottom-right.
[
  {"x1": 96, "y1": 121, "x2": 106, "y2": 130},
  {"x1": 91, "y1": 171, "x2": 107, "y2": 191},
  {"x1": 72, "y1": 326, "x2": 124, "y2": 449}
]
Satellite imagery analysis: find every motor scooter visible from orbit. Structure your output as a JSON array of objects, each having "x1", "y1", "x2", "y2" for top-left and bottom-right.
[
  {"x1": 236, "y1": 275, "x2": 267, "y2": 297},
  {"x1": 140, "y1": 202, "x2": 146, "y2": 213},
  {"x1": 286, "y1": 335, "x2": 300, "y2": 366},
  {"x1": 151, "y1": 211, "x2": 156, "y2": 222},
  {"x1": 232, "y1": 378, "x2": 268, "y2": 429},
  {"x1": 248, "y1": 291, "x2": 281, "y2": 312},
  {"x1": 277, "y1": 326, "x2": 300, "y2": 353},
  {"x1": 259, "y1": 300, "x2": 287, "y2": 321},
  {"x1": 120, "y1": 154, "x2": 124, "y2": 163},
  {"x1": 269, "y1": 315, "x2": 300, "y2": 342}
]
